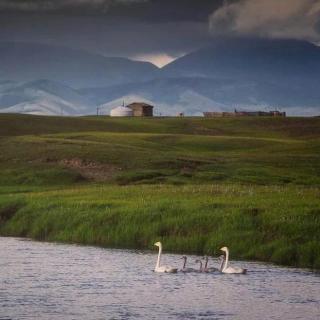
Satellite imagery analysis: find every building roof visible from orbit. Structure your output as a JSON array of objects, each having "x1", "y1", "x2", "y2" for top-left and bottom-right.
[{"x1": 127, "y1": 102, "x2": 153, "y2": 108}]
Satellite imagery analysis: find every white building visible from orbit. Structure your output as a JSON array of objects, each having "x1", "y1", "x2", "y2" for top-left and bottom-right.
[{"x1": 110, "y1": 106, "x2": 133, "y2": 117}]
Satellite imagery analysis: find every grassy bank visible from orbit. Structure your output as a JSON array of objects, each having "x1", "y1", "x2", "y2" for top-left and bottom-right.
[
  {"x1": 0, "y1": 114, "x2": 319, "y2": 269},
  {"x1": 1, "y1": 184, "x2": 319, "y2": 269}
]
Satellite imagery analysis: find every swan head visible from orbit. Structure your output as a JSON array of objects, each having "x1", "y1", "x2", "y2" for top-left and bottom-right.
[
  {"x1": 195, "y1": 259, "x2": 201, "y2": 263},
  {"x1": 220, "y1": 246, "x2": 228, "y2": 252},
  {"x1": 181, "y1": 255, "x2": 187, "y2": 260},
  {"x1": 154, "y1": 241, "x2": 162, "y2": 247}
]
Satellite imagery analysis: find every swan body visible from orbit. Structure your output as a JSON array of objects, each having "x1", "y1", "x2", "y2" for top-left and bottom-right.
[
  {"x1": 195, "y1": 259, "x2": 204, "y2": 272},
  {"x1": 203, "y1": 256, "x2": 219, "y2": 273},
  {"x1": 180, "y1": 256, "x2": 196, "y2": 273},
  {"x1": 220, "y1": 247, "x2": 247, "y2": 274},
  {"x1": 154, "y1": 242, "x2": 178, "y2": 273}
]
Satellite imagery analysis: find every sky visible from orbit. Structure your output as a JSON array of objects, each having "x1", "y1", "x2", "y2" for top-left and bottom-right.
[{"x1": 1, "y1": 0, "x2": 320, "y2": 67}]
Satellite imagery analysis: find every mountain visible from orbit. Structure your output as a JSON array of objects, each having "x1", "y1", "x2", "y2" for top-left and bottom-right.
[
  {"x1": 161, "y1": 38, "x2": 320, "y2": 85},
  {"x1": 81, "y1": 75, "x2": 320, "y2": 116},
  {"x1": 81, "y1": 77, "x2": 242, "y2": 115},
  {"x1": 0, "y1": 42, "x2": 158, "y2": 88},
  {"x1": 1, "y1": 38, "x2": 320, "y2": 116},
  {"x1": 81, "y1": 38, "x2": 320, "y2": 116},
  {"x1": 0, "y1": 79, "x2": 93, "y2": 115},
  {"x1": 97, "y1": 90, "x2": 226, "y2": 116},
  {"x1": 160, "y1": 38, "x2": 320, "y2": 115}
]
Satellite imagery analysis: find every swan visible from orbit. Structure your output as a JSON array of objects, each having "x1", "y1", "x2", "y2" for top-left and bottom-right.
[
  {"x1": 180, "y1": 256, "x2": 196, "y2": 273},
  {"x1": 154, "y1": 242, "x2": 178, "y2": 273},
  {"x1": 195, "y1": 259, "x2": 204, "y2": 272},
  {"x1": 220, "y1": 247, "x2": 247, "y2": 274},
  {"x1": 203, "y1": 256, "x2": 219, "y2": 273},
  {"x1": 218, "y1": 255, "x2": 225, "y2": 272}
]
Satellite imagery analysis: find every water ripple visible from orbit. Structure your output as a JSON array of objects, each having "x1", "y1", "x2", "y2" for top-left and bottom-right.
[{"x1": 1, "y1": 237, "x2": 320, "y2": 320}]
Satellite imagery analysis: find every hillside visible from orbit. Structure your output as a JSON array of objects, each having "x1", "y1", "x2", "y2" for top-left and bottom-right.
[
  {"x1": 0, "y1": 114, "x2": 319, "y2": 269},
  {"x1": 0, "y1": 113, "x2": 320, "y2": 185},
  {"x1": 0, "y1": 79, "x2": 93, "y2": 115}
]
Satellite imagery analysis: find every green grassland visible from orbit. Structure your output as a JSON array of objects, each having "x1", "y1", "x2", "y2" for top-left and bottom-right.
[{"x1": 0, "y1": 114, "x2": 320, "y2": 269}]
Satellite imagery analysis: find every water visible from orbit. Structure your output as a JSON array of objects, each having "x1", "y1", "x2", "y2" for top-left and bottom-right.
[{"x1": 0, "y1": 237, "x2": 319, "y2": 320}]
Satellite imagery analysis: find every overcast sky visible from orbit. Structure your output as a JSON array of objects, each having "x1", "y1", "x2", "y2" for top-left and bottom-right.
[{"x1": 1, "y1": 0, "x2": 320, "y2": 67}]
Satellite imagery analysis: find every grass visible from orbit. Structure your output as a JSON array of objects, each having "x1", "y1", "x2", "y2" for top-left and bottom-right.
[{"x1": 0, "y1": 114, "x2": 320, "y2": 269}]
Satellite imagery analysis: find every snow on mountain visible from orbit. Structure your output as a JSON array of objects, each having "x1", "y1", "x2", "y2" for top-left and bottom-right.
[
  {"x1": 1, "y1": 99, "x2": 75, "y2": 116},
  {"x1": 169, "y1": 90, "x2": 226, "y2": 115},
  {"x1": 0, "y1": 79, "x2": 93, "y2": 116}
]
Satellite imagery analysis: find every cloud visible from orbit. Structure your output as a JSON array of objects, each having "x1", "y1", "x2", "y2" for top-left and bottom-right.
[
  {"x1": 0, "y1": 0, "x2": 147, "y2": 13},
  {"x1": 209, "y1": 0, "x2": 320, "y2": 41}
]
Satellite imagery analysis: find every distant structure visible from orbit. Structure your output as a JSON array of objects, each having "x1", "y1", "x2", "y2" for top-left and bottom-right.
[
  {"x1": 127, "y1": 102, "x2": 153, "y2": 117},
  {"x1": 203, "y1": 109, "x2": 286, "y2": 117},
  {"x1": 110, "y1": 105, "x2": 133, "y2": 117},
  {"x1": 177, "y1": 112, "x2": 184, "y2": 117}
]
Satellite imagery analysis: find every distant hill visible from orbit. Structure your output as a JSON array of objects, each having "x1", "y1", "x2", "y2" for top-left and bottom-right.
[
  {"x1": 81, "y1": 75, "x2": 318, "y2": 116},
  {"x1": 1, "y1": 38, "x2": 320, "y2": 116},
  {"x1": 81, "y1": 78, "x2": 231, "y2": 115},
  {"x1": 161, "y1": 38, "x2": 320, "y2": 84},
  {"x1": 0, "y1": 42, "x2": 158, "y2": 88},
  {"x1": 0, "y1": 79, "x2": 92, "y2": 115},
  {"x1": 81, "y1": 38, "x2": 320, "y2": 116}
]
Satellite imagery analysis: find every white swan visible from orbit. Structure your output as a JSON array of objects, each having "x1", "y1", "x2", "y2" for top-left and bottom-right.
[
  {"x1": 218, "y1": 255, "x2": 225, "y2": 272},
  {"x1": 203, "y1": 256, "x2": 219, "y2": 273},
  {"x1": 180, "y1": 256, "x2": 196, "y2": 273},
  {"x1": 154, "y1": 242, "x2": 177, "y2": 273},
  {"x1": 220, "y1": 247, "x2": 247, "y2": 274}
]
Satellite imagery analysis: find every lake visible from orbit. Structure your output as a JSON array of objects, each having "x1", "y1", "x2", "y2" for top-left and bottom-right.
[{"x1": 0, "y1": 237, "x2": 319, "y2": 320}]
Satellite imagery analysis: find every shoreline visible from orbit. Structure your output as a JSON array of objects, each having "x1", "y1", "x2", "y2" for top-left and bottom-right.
[{"x1": 1, "y1": 183, "x2": 319, "y2": 270}]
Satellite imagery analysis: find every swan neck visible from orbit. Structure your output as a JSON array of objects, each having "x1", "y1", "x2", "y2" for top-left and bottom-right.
[
  {"x1": 223, "y1": 249, "x2": 229, "y2": 271},
  {"x1": 219, "y1": 257, "x2": 225, "y2": 271},
  {"x1": 156, "y1": 245, "x2": 162, "y2": 268},
  {"x1": 183, "y1": 257, "x2": 186, "y2": 269}
]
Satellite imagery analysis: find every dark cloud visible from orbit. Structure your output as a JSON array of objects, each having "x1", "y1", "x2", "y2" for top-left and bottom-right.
[
  {"x1": 0, "y1": 0, "x2": 223, "y2": 22},
  {"x1": 209, "y1": 0, "x2": 320, "y2": 42},
  {"x1": 0, "y1": 1, "x2": 221, "y2": 61},
  {"x1": 0, "y1": 0, "x2": 147, "y2": 14},
  {"x1": 107, "y1": 0, "x2": 223, "y2": 23},
  {"x1": 1, "y1": 0, "x2": 318, "y2": 65},
  {"x1": 0, "y1": 12, "x2": 211, "y2": 59}
]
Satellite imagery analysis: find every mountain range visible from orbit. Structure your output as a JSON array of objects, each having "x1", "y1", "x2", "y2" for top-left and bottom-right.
[{"x1": 1, "y1": 38, "x2": 320, "y2": 116}]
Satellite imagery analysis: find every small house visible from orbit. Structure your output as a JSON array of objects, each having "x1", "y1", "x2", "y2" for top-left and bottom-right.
[{"x1": 126, "y1": 102, "x2": 153, "y2": 117}]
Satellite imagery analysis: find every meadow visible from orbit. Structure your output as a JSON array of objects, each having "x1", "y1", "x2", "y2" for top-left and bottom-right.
[{"x1": 0, "y1": 114, "x2": 319, "y2": 269}]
